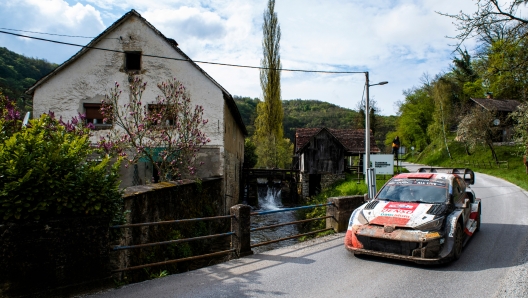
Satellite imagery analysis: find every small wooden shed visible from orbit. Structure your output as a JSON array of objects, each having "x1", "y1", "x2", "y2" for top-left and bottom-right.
[{"x1": 294, "y1": 128, "x2": 380, "y2": 197}]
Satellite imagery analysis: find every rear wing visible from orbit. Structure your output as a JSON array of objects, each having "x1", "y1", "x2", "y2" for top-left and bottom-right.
[{"x1": 416, "y1": 168, "x2": 475, "y2": 185}]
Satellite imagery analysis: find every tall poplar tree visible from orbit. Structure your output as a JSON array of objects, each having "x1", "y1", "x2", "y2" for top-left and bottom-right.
[{"x1": 253, "y1": 0, "x2": 292, "y2": 168}]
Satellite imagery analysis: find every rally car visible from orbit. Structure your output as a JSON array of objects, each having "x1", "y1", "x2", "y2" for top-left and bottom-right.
[{"x1": 345, "y1": 168, "x2": 481, "y2": 264}]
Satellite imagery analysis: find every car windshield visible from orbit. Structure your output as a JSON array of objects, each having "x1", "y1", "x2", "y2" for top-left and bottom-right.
[{"x1": 376, "y1": 179, "x2": 448, "y2": 204}]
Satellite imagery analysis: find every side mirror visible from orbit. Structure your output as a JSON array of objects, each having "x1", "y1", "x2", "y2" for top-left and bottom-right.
[{"x1": 364, "y1": 193, "x2": 370, "y2": 202}]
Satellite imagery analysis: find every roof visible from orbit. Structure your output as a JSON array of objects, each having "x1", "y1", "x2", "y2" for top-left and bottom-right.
[
  {"x1": 26, "y1": 9, "x2": 247, "y2": 135},
  {"x1": 470, "y1": 98, "x2": 521, "y2": 112},
  {"x1": 295, "y1": 127, "x2": 380, "y2": 154}
]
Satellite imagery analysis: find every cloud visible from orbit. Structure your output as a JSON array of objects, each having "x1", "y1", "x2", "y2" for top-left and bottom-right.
[
  {"x1": 143, "y1": 7, "x2": 226, "y2": 42},
  {"x1": 0, "y1": 0, "x2": 482, "y2": 115}
]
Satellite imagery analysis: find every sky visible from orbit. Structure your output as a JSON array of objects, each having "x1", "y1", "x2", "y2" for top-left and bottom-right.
[{"x1": 0, "y1": 0, "x2": 480, "y2": 116}]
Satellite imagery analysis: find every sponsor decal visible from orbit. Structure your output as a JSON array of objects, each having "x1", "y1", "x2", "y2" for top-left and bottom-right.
[
  {"x1": 448, "y1": 216, "x2": 457, "y2": 237},
  {"x1": 371, "y1": 202, "x2": 420, "y2": 226}
]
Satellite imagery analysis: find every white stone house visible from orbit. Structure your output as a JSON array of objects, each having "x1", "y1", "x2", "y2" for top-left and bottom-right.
[{"x1": 26, "y1": 9, "x2": 247, "y2": 212}]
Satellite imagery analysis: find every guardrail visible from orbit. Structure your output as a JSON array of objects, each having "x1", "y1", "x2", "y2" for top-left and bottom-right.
[{"x1": 110, "y1": 196, "x2": 364, "y2": 272}]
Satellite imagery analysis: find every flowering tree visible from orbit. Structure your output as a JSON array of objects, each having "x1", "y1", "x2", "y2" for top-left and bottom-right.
[
  {"x1": 99, "y1": 76, "x2": 210, "y2": 182},
  {"x1": 0, "y1": 91, "x2": 22, "y2": 141},
  {"x1": 456, "y1": 106, "x2": 499, "y2": 162}
]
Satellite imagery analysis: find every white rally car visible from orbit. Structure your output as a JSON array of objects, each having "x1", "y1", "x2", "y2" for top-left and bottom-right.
[{"x1": 345, "y1": 168, "x2": 481, "y2": 264}]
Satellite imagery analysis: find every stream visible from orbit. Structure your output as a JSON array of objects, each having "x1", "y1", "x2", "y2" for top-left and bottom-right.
[{"x1": 250, "y1": 181, "x2": 299, "y2": 254}]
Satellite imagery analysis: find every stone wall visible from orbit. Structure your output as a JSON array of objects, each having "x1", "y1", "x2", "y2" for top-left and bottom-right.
[
  {"x1": 113, "y1": 177, "x2": 229, "y2": 282},
  {"x1": 321, "y1": 173, "x2": 346, "y2": 190}
]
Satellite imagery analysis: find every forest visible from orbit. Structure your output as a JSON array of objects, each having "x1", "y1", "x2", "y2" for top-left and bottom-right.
[
  {"x1": 0, "y1": 47, "x2": 57, "y2": 112},
  {"x1": 233, "y1": 96, "x2": 397, "y2": 153}
]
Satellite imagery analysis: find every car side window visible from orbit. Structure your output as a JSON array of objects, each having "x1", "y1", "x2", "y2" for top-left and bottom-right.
[{"x1": 452, "y1": 179, "x2": 463, "y2": 205}]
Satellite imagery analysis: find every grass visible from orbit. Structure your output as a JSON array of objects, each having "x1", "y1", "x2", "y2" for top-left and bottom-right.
[{"x1": 408, "y1": 138, "x2": 528, "y2": 191}]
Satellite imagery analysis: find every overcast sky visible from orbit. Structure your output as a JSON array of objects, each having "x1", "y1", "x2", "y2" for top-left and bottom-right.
[{"x1": 0, "y1": 0, "x2": 479, "y2": 115}]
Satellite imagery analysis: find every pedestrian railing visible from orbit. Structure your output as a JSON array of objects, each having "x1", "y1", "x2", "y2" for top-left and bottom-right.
[
  {"x1": 110, "y1": 215, "x2": 235, "y2": 273},
  {"x1": 110, "y1": 196, "x2": 364, "y2": 272}
]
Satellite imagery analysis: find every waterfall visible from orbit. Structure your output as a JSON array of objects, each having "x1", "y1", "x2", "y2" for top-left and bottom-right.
[{"x1": 257, "y1": 179, "x2": 282, "y2": 210}]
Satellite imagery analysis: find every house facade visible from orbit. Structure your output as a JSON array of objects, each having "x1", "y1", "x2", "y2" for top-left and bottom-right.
[
  {"x1": 294, "y1": 128, "x2": 380, "y2": 198},
  {"x1": 470, "y1": 94, "x2": 520, "y2": 142},
  {"x1": 26, "y1": 10, "x2": 247, "y2": 213}
]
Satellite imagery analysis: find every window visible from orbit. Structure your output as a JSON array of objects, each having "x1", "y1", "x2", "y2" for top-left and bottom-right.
[
  {"x1": 125, "y1": 52, "x2": 141, "y2": 71},
  {"x1": 148, "y1": 104, "x2": 175, "y2": 126},
  {"x1": 84, "y1": 103, "x2": 112, "y2": 129}
]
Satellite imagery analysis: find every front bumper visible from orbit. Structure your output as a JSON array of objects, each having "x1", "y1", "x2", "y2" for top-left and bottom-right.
[{"x1": 345, "y1": 225, "x2": 449, "y2": 264}]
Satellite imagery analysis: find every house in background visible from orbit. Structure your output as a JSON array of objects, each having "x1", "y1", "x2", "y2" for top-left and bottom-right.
[
  {"x1": 470, "y1": 93, "x2": 520, "y2": 142},
  {"x1": 294, "y1": 128, "x2": 380, "y2": 198},
  {"x1": 26, "y1": 9, "x2": 247, "y2": 213}
]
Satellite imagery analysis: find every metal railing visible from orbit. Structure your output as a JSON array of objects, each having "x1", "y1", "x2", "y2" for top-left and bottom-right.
[
  {"x1": 111, "y1": 215, "x2": 235, "y2": 272},
  {"x1": 249, "y1": 203, "x2": 334, "y2": 248},
  {"x1": 111, "y1": 202, "x2": 337, "y2": 272}
]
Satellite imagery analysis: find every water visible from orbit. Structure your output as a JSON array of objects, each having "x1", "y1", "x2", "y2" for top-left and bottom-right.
[{"x1": 250, "y1": 182, "x2": 299, "y2": 254}]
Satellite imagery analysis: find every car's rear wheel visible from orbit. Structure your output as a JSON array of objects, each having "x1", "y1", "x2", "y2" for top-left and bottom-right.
[{"x1": 453, "y1": 224, "x2": 464, "y2": 260}]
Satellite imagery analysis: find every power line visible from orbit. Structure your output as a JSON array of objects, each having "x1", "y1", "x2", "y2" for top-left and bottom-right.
[
  {"x1": 0, "y1": 27, "x2": 96, "y2": 39},
  {"x1": 0, "y1": 30, "x2": 365, "y2": 74}
]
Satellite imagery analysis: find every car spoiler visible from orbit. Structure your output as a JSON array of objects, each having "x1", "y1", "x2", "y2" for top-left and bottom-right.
[{"x1": 416, "y1": 168, "x2": 475, "y2": 185}]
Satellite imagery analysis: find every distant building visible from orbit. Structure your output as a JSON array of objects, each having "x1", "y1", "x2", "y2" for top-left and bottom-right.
[
  {"x1": 470, "y1": 93, "x2": 520, "y2": 142},
  {"x1": 294, "y1": 128, "x2": 379, "y2": 197},
  {"x1": 26, "y1": 9, "x2": 247, "y2": 213}
]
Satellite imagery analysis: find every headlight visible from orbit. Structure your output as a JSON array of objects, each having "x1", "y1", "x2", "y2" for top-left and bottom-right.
[
  {"x1": 357, "y1": 210, "x2": 368, "y2": 224},
  {"x1": 415, "y1": 217, "x2": 444, "y2": 231}
]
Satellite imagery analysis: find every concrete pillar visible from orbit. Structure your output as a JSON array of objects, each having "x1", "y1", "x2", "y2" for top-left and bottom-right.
[
  {"x1": 230, "y1": 204, "x2": 253, "y2": 257},
  {"x1": 326, "y1": 195, "x2": 365, "y2": 232}
]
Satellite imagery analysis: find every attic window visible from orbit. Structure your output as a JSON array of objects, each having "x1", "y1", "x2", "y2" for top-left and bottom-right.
[
  {"x1": 84, "y1": 103, "x2": 112, "y2": 129},
  {"x1": 125, "y1": 52, "x2": 141, "y2": 71}
]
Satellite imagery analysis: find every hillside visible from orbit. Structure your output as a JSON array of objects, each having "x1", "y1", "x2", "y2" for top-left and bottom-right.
[
  {"x1": 233, "y1": 96, "x2": 397, "y2": 153},
  {"x1": 0, "y1": 47, "x2": 58, "y2": 112}
]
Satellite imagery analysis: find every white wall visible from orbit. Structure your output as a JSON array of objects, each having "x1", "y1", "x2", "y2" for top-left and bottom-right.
[{"x1": 31, "y1": 14, "x2": 245, "y2": 195}]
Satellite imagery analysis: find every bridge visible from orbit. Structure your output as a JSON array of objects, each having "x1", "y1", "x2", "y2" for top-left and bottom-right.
[{"x1": 87, "y1": 164, "x2": 528, "y2": 298}]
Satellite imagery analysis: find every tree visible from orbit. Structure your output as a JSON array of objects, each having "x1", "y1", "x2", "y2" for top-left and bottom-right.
[
  {"x1": 456, "y1": 106, "x2": 499, "y2": 161},
  {"x1": 0, "y1": 94, "x2": 122, "y2": 222},
  {"x1": 509, "y1": 102, "x2": 528, "y2": 156},
  {"x1": 439, "y1": 0, "x2": 528, "y2": 48},
  {"x1": 243, "y1": 138, "x2": 258, "y2": 168},
  {"x1": 390, "y1": 86, "x2": 434, "y2": 151},
  {"x1": 253, "y1": 0, "x2": 293, "y2": 168},
  {"x1": 100, "y1": 76, "x2": 210, "y2": 181}
]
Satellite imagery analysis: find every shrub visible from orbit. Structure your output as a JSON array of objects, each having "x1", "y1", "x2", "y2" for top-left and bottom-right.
[{"x1": 0, "y1": 113, "x2": 122, "y2": 222}]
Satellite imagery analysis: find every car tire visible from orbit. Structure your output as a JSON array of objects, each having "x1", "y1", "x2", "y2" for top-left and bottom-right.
[{"x1": 453, "y1": 224, "x2": 464, "y2": 260}]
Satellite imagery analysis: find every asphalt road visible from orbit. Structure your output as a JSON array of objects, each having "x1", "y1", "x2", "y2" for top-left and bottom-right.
[{"x1": 89, "y1": 164, "x2": 528, "y2": 298}]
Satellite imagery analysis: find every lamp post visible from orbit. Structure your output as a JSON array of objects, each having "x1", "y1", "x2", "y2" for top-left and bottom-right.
[{"x1": 364, "y1": 72, "x2": 387, "y2": 194}]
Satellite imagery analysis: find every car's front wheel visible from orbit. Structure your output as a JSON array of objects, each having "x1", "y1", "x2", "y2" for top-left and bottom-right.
[{"x1": 453, "y1": 224, "x2": 464, "y2": 260}]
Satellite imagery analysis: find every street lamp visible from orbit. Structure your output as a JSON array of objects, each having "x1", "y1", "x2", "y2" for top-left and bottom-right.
[{"x1": 364, "y1": 71, "x2": 387, "y2": 196}]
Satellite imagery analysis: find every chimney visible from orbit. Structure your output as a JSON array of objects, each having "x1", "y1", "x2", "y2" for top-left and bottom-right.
[{"x1": 486, "y1": 92, "x2": 493, "y2": 99}]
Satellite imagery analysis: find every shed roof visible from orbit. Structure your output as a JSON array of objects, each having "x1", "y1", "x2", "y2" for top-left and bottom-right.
[
  {"x1": 470, "y1": 98, "x2": 521, "y2": 112},
  {"x1": 295, "y1": 128, "x2": 380, "y2": 154},
  {"x1": 25, "y1": 9, "x2": 247, "y2": 135}
]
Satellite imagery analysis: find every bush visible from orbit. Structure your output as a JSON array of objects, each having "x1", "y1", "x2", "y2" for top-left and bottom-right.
[{"x1": 0, "y1": 114, "x2": 122, "y2": 222}]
